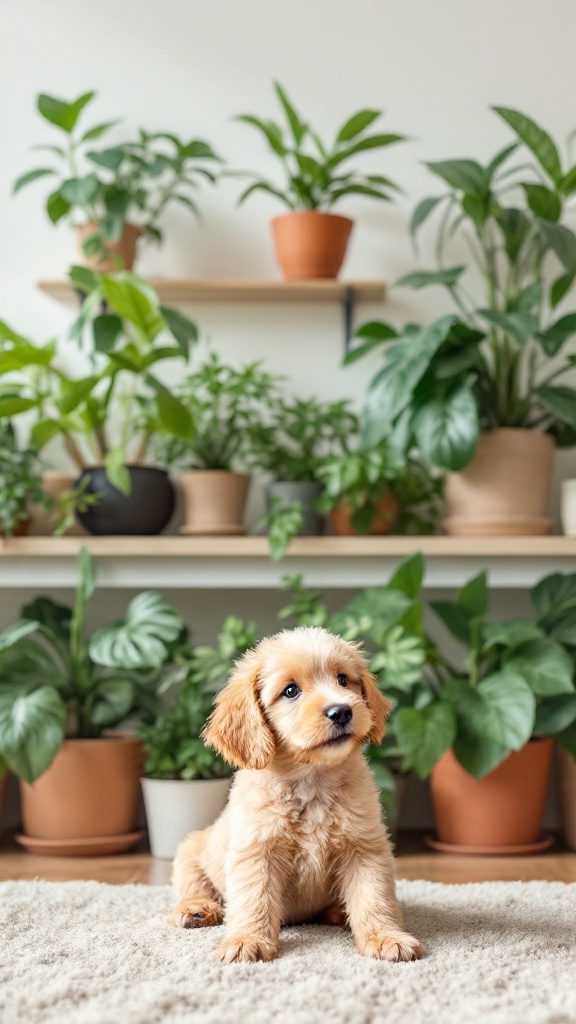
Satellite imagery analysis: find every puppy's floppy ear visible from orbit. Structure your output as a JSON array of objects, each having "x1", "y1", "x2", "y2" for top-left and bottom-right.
[
  {"x1": 202, "y1": 646, "x2": 275, "y2": 770},
  {"x1": 359, "y1": 665, "x2": 392, "y2": 745}
]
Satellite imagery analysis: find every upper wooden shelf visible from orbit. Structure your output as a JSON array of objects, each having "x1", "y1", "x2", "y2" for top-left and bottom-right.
[{"x1": 38, "y1": 279, "x2": 387, "y2": 306}]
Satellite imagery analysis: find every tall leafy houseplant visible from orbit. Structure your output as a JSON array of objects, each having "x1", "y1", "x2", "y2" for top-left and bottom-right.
[
  {"x1": 348, "y1": 108, "x2": 576, "y2": 534},
  {"x1": 14, "y1": 90, "x2": 221, "y2": 268},
  {"x1": 0, "y1": 422, "x2": 46, "y2": 536},
  {"x1": 236, "y1": 82, "x2": 405, "y2": 278}
]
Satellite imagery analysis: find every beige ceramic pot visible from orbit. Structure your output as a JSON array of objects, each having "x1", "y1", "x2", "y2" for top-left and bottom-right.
[
  {"x1": 178, "y1": 471, "x2": 250, "y2": 535},
  {"x1": 28, "y1": 472, "x2": 86, "y2": 537},
  {"x1": 271, "y1": 211, "x2": 353, "y2": 280},
  {"x1": 557, "y1": 748, "x2": 576, "y2": 851},
  {"x1": 76, "y1": 222, "x2": 140, "y2": 271},
  {"x1": 20, "y1": 737, "x2": 144, "y2": 845},
  {"x1": 444, "y1": 428, "x2": 554, "y2": 535}
]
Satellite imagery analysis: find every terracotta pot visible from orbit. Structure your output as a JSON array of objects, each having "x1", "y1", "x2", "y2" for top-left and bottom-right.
[
  {"x1": 178, "y1": 470, "x2": 250, "y2": 535},
  {"x1": 75, "y1": 466, "x2": 175, "y2": 536},
  {"x1": 271, "y1": 211, "x2": 353, "y2": 280},
  {"x1": 330, "y1": 491, "x2": 399, "y2": 536},
  {"x1": 430, "y1": 739, "x2": 554, "y2": 849},
  {"x1": 0, "y1": 516, "x2": 30, "y2": 538},
  {"x1": 557, "y1": 748, "x2": 576, "y2": 851},
  {"x1": 76, "y1": 222, "x2": 140, "y2": 272},
  {"x1": 20, "y1": 737, "x2": 144, "y2": 841},
  {"x1": 28, "y1": 472, "x2": 86, "y2": 537},
  {"x1": 444, "y1": 428, "x2": 554, "y2": 536}
]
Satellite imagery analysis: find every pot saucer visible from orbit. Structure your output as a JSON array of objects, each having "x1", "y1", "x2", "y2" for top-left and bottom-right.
[
  {"x1": 179, "y1": 524, "x2": 246, "y2": 536},
  {"x1": 443, "y1": 515, "x2": 553, "y2": 536},
  {"x1": 16, "y1": 829, "x2": 145, "y2": 857},
  {"x1": 424, "y1": 834, "x2": 554, "y2": 856}
]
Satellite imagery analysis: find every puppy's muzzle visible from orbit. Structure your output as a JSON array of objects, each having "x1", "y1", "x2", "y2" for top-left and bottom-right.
[{"x1": 325, "y1": 704, "x2": 353, "y2": 727}]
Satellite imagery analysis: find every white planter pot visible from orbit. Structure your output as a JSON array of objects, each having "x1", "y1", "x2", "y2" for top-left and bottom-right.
[
  {"x1": 561, "y1": 479, "x2": 576, "y2": 536},
  {"x1": 141, "y1": 777, "x2": 231, "y2": 859}
]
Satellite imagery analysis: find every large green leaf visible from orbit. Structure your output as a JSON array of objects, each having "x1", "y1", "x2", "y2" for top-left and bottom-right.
[
  {"x1": 148, "y1": 378, "x2": 195, "y2": 441},
  {"x1": 387, "y1": 552, "x2": 425, "y2": 599},
  {"x1": 394, "y1": 702, "x2": 456, "y2": 778},
  {"x1": 505, "y1": 639, "x2": 574, "y2": 696},
  {"x1": 536, "y1": 219, "x2": 576, "y2": 274},
  {"x1": 93, "y1": 314, "x2": 123, "y2": 354},
  {"x1": 101, "y1": 273, "x2": 164, "y2": 340},
  {"x1": 452, "y1": 727, "x2": 508, "y2": 779},
  {"x1": 457, "y1": 572, "x2": 488, "y2": 618},
  {"x1": 159, "y1": 306, "x2": 198, "y2": 359},
  {"x1": 534, "y1": 695, "x2": 576, "y2": 735},
  {"x1": 56, "y1": 374, "x2": 99, "y2": 415},
  {"x1": 90, "y1": 678, "x2": 135, "y2": 729},
  {"x1": 21, "y1": 598, "x2": 71, "y2": 644},
  {"x1": 446, "y1": 672, "x2": 535, "y2": 751},
  {"x1": 481, "y1": 618, "x2": 544, "y2": 652},
  {"x1": 522, "y1": 183, "x2": 561, "y2": 221},
  {"x1": 532, "y1": 572, "x2": 576, "y2": 620},
  {"x1": 426, "y1": 159, "x2": 488, "y2": 193},
  {"x1": 492, "y1": 107, "x2": 563, "y2": 186},
  {"x1": 412, "y1": 384, "x2": 479, "y2": 471},
  {"x1": 37, "y1": 91, "x2": 95, "y2": 133},
  {"x1": 430, "y1": 601, "x2": 471, "y2": 644},
  {"x1": 535, "y1": 386, "x2": 576, "y2": 428},
  {"x1": 0, "y1": 620, "x2": 40, "y2": 653},
  {"x1": 477, "y1": 309, "x2": 538, "y2": 343},
  {"x1": 397, "y1": 266, "x2": 466, "y2": 289},
  {"x1": 0, "y1": 686, "x2": 66, "y2": 783},
  {"x1": 89, "y1": 591, "x2": 183, "y2": 669},
  {"x1": 410, "y1": 196, "x2": 444, "y2": 238},
  {"x1": 336, "y1": 109, "x2": 380, "y2": 144},
  {"x1": 331, "y1": 588, "x2": 413, "y2": 644},
  {"x1": 537, "y1": 315, "x2": 576, "y2": 356},
  {"x1": 60, "y1": 174, "x2": 99, "y2": 206}
]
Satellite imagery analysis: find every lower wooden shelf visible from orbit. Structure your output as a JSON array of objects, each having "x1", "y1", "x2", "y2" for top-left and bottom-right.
[{"x1": 0, "y1": 535, "x2": 575, "y2": 589}]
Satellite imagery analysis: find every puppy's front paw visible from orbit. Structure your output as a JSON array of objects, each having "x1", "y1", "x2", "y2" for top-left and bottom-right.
[
  {"x1": 172, "y1": 897, "x2": 223, "y2": 929},
  {"x1": 357, "y1": 930, "x2": 423, "y2": 962},
  {"x1": 217, "y1": 933, "x2": 277, "y2": 963}
]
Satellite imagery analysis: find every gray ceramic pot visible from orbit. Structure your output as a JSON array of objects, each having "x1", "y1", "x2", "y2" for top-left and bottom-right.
[{"x1": 266, "y1": 481, "x2": 323, "y2": 535}]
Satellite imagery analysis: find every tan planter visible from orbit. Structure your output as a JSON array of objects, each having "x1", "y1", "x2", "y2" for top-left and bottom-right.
[
  {"x1": 330, "y1": 491, "x2": 399, "y2": 536},
  {"x1": 20, "y1": 737, "x2": 144, "y2": 844},
  {"x1": 444, "y1": 428, "x2": 554, "y2": 536},
  {"x1": 557, "y1": 748, "x2": 576, "y2": 851},
  {"x1": 430, "y1": 739, "x2": 554, "y2": 851},
  {"x1": 76, "y1": 222, "x2": 140, "y2": 271},
  {"x1": 271, "y1": 211, "x2": 353, "y2": 280},
  {"x1": 178, "y1": 470, "x2": 250, "y2": 535},
  {"x1": 28, "y1": 472, "x2": 86, "y2": 537}
]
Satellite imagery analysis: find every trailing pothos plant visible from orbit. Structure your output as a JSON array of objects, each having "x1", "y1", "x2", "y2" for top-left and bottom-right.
[
  {"x1": 235, "y1": 82, "x2": 405, "y2": 211},
  {"x1": 0, "y1": 269, "x2": 198, "y2": 493},
  {"x1": 0, "y1": 548, "x2": 186, "y2": 783},
  {"x1": 347, "y1": 107, "x2": 576, "y2": 470},
  {"x1": 392, "y1": 569, "x2": 576, "y2": 781},
  {"x1": 14, "y1": 90, "x2": 221, "y2": 260}
]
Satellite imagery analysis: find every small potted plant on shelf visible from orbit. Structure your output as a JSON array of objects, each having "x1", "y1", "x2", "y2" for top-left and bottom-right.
[
  {"x1": 235, "y1": 82, "x2": 406, "y2": 279},
  {"x1": 0, "y1": 268, "x2": 198, "y2": 535},
  {"x1": 347, "y1": 107, "x2": 576, "y2": 536},
  {"x1": 14, "y1": 90, "x2": 222, "y2": 270},
  {"x1": 140, "y1": 616, "x2": 254, "y2": 858},
  {"x1": 153, "y1": 351, "x2": 280, "y2": 535},
  {"x1": 0, "y1": 548, "x2": 186, "y2": 855},
  {"x1": 0, "y1": 422, "x2": 47, "y2": 536},
  {"x1": 390, "y1": 567, "x2": 576, "y2": 852}
]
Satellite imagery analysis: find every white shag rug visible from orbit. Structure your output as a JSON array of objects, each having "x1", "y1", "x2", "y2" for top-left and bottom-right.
[{"x1": 1, "y1": 879, "x2": 575, "y2": 1024}]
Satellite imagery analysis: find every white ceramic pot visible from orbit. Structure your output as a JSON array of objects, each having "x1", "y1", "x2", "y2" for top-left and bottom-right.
[
  {"x1": 141, "y1": 777, "x2": 231, "y2": 859},
  {"x1": 561, "y1": 479, "x2": 576, "y2": 536}
]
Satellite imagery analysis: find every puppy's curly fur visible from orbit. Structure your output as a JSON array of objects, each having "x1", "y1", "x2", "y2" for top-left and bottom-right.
[{"x1": 172, "y1": 626, "x2": 423, "y2": 964}]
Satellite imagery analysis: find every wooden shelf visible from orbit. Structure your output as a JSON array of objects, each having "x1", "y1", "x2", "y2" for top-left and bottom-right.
[
  {"x1": 38, "y1": 279, "x2": 387, "y2": 306},
  {"x1": 1, "y1": 535, "x2": 574, "y2": 589}
]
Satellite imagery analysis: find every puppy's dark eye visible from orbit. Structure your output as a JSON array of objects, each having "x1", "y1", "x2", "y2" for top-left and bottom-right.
[
  {"x1": 337, "y1": 674, "x2": 348, "y2": 687},
  {"x1": 282, "y1": 683, "x2": 301, "y2": 699}
]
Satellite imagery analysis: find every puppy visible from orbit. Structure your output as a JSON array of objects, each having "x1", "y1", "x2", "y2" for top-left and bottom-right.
[{"x1": 171, "y1": 626, "x2": 423, "y2": 964}]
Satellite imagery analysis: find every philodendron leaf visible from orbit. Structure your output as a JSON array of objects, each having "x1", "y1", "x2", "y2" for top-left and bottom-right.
[
  {"x1": 445, "y1": 673, "x2": 535, "y2": 752},
  {"x1": 504, "y1": 638, "x2": 574, "y2": 696},
  {"x1": 0, "y1": 686, "x2": 66, "y2": 783},
  {"x1": 394, "y1": 701, "x2": 456, "y2": 779},
  {"x1": 534, "y1": 695, "x2": 576, "y2": 735},
  {"x1": 90, "y1": 678, "x2": 135, "y2": 729},
  {"x1": 101, "y1": 273, "x2": 164, "y2": 340},
  {"x1": 531, "y1": 572, "x2": 576, "y2": 621},
  {"x1": 481, "y1": 618, "x2": 544, "y2": 652},
  {"x1": 430, "y1": 601, "x2": 472, "y2": 645},
  {"x1": 412, "y1": 384, "x2": 479, "y2": 471},
  {"x1": 89, "y1": 591, "x2": 183, "y2": 669}
]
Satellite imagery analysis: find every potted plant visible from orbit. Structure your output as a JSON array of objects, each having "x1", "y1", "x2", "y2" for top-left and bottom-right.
[
  {"x1": 390, "y1": 568, "x2": 576, "y2": 851},
  {"x1": 347, "y1": 107, "x2": 576, "y2": 535},
  {"x1": 0, "y1": 422, "x2": 47, "y2": 536},
  {"x1": 140, "y1": 616, "x2": 254, "y2": 858},
  {"x1": 0, "y1": 269, "x2": 198, "y2": 534},
  {"x1": 0, "y1": 548, "x2": 186, "y2": 855},
  {"x1": 235, "y1": 82, "x2": 406, "y2": 279},
  {"x1": 14, "y1": 90, "x2": 221, "y2": 270},
  {"x1": 153, "y1": 352, "x2": 279, "y2": 534}
]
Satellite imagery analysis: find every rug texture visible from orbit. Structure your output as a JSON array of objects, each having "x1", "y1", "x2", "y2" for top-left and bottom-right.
[{"x1": 1, "y1": 879, "x2": 575, "y2": 1024}]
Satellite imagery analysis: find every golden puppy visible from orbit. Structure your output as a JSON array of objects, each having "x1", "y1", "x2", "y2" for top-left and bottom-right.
[{"x1": 171, "y1": 626, "x2": 423, "y2": 964}]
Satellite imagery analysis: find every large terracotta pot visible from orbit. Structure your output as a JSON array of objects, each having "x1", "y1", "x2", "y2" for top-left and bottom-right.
[
  {"x1": 75, "y1": 466, "x2": 175, "y2": 536},
  {"x1": 330, "y1": 491, "x2": 399, "y2": 537},
  {"x1": 178, "y1": 470, "x2": 250, "y2": 535},
  {"x1": 20, "y1": 737, "x2": 144, "y2": 843},
  {"x1": 430, "y1": 739, "x2": 554, "y2": 851},
  {"x1": 444, "y1": 428, "x2": 554, "y2": 536},
  {"x1": 271, "y1": 211, "x2": 353, "y2": 280},
  {"x1": 76, "y1": 222, "x2": 140, "y2": 272},
  {"x1": 557, "y1": 748, "x2": 576, "y2": 851}
]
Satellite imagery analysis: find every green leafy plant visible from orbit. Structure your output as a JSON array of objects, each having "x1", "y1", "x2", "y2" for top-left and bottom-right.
[
  {"x1": 14, "y1": 90, "x2": 221, "y2": 260},
  {"x1": 347, "y1": 108, "x2": 576, "y2": 470},
  {"x1": 0, "y1": 269, "x2": 198, "y2": 493},
  {"x1": 152, "y1": 351, "x2": 280, "y2": 471},
  {"x1": 253, "y1": 396, "x2": 358, "y2": 482},
  {"x1": 258, "y1": 498, "x2": 305, "y2": 561},
  {"x1": 140, "y1": 616, "x2": 256, "y2": 780},
  {"x1": 0, "y1": 422, "x2": 46, "y2": 536},
  {"x1": 235, "y1": 82, "x2": 405, "y2": 211},
  {"x1": 0, "y1": 548, "x2": 186, "y2": 782}
]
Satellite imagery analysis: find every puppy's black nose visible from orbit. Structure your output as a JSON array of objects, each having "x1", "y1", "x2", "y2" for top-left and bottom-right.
[{"x1": 325, "y1": 704, "x2": 352, "y2": 726}]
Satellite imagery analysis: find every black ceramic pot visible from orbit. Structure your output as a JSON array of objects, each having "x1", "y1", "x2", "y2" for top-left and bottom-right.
[{"x1": 75, "y1": 466, "x2": 175, "y2": 536}]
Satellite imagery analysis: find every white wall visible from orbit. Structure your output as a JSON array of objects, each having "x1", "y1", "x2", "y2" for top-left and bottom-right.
[{"x1": 1, "y1": 0, "x2": 575, "y2": 827}]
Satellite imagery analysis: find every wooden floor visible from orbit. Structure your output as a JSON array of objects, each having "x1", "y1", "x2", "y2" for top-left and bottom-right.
[{"x1": 1, "y1": 832, "x2": 575, "y2": 884}]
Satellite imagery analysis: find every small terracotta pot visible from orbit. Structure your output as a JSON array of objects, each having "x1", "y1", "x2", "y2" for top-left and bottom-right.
[
  {"x1": 330, "y1": 491, "x2": 399, "y2": 536},
  {"x1": 76, "y1": 222, "x2": 140, "y2": 271},
  {"x1": 0, "y1": 516, "x2": 30, "y2": 538},
  {"x1": 20, "y1": 737, "x2": 144, "y2": 841},
  {"x1": 271, "y1": 211, "x2": 353, "y2": 280},
  {"x1": 444, "y1": 428, "x2": 554, "y2": 536},
  {"x1": 557, "y1": 748, "x2": 576, "y2": 851},
  {"x1": 28, "y1": 472, "x2": 86, "y2": 537},
  {"x1": 178, "y1": 470, "x2": 250, "y2": 535},
  {"x1": 430, "y1": 739, "x2": 554, "y2": 849}
]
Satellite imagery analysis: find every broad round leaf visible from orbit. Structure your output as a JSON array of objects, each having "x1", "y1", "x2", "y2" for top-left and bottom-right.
[
  {"x1": 413, "y1": 384, "x2": 479, "y2": 471},
  {"x1": 394, "y1": 702, "x2": 456, "y2": 779},
  {"x1": 89, "y1": 592, "x2": 183, "y2": 669},
  {"x1": 0, "y1": 686, "x2": 66, "y2": 783},
  {"x1": 505, "y1": 639, "x2": 574, "y2": 696}
]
